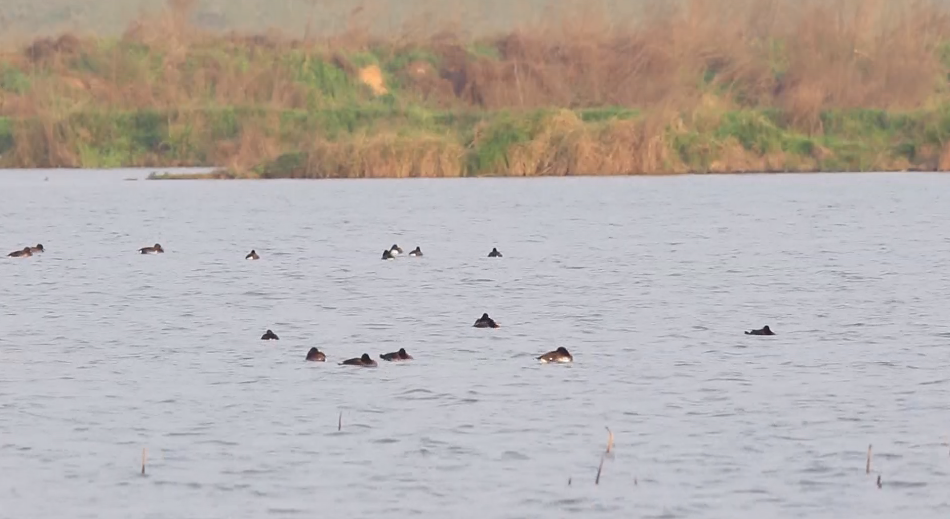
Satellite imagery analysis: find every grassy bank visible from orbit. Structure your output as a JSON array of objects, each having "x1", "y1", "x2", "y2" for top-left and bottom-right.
[{"x1": 3, "y1": 0, "x2": 950, "y2": 177}]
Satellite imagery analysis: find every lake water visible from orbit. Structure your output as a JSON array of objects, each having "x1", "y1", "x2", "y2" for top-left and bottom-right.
[{"x1": 2, "y1": 170, "x2": 950, "y2": 518}]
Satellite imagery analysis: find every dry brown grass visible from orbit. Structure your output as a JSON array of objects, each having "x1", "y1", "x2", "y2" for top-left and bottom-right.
[
  {"x1": 272, "y1": 134, "x2": 466, "y2": 178},
  {"x1": 8, "y1": 0, "x2": 949, "y2": 116},
  {"x1": 419, "y1": 0, "x2": 950, "y2": 117},
  {"x1": 503, "y1": 110, "x2": 681, "y2": 176}
]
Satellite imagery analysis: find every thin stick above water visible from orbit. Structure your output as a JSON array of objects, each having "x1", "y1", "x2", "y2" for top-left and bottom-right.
[
  {"x1": 338, "y1": 411, "x2": 342, "y2": 431},
  {"x1": 141, "y1": 448, "x2": 147, "y2": 475},
  {"x1": 596, "y1": 426, "x2": 614, "y2": 484},
  {"x1": 866, "y1": 444, "x2": 872, "y2": 475}
]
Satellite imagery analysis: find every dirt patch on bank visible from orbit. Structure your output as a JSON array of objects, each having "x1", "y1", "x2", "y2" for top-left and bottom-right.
[{"x1": 359, "y1": 65, "x2": 387, "y2": 95}]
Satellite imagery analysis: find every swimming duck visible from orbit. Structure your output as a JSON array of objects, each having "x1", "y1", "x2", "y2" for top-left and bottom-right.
[
  {"x1": 382, "y1": 249, "x2": 395, "y2": 260},
  {"x1": 745, "y1": 325, "x2": 775, "y2": 336},
  {"x1": 389, "y1": 244, "x2": 403, "y2": 256},
  {"x1": 7, "y1": 247, "x2": 32, "y2": 258},
  {"x1": 306, "y1": 347, "x2": 326, "y2": 362},
  {"x1": 29, "y1": 244, "x2": 44, "y2": 253},
  {"x1": 380, "y1": 348, "x2": 413, "y2": 361},
  {"x1": 538, "y1": 347, "x2": 573, "y2": 364},
  {"x1": 488, "y1": 247, "x2": 503, "y2": 258},
  {"x1": 408, "y1": 247, "x2": 423, "y2": 257},
  {"x1": 341, "y1": 353, "x2": 377, "y2": 367},
  {"x1": 473, "y1": 313, "x2": 499, "y2": 328},
  {"x1": 139, "y1": 243, "x2": 164, "y2": 254},
  {"x1": 261, "y1": 329, "x2": 280, "y2": 340},
  {"x1": 246, "y1": 250, "x2": 259, "y2": 260}
]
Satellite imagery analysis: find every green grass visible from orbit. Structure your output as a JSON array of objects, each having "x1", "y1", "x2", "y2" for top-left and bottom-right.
[
  {"x1": 255, "y1": 151, "x2": 307, "y2": 178},
  {"x1": 0, "y1": 117, "x2": 14, "y2": 155},
  {"x1": 289, "y1": 53, "x2": 362, "y2": 105},
  {"x1": 577, "y1": 107, "x2": 638, "y2": 123},
  {"x1": 0, "y1": 65, "x2": 31, "y2": 94},
  {"x1": 78, "y1": 142, "x2": 129, "y2": 168},
  {"x1": 782, "y1": 135, "x2": 816, "y2": 156},
  {"x1": 715, "y1": 110, "x2": 783, "y2": 153},
  {"x1": 468, "y1": 115, "x2": 535, "y2": 174},
  {"x1": 466, "y1": 42, "x2": 501, "y2": 61},
  {"x1": 671, "y1": 131, "x2": 716, "y2": 171},
  {"x1": 383, "y1": 48, "x2": 441, "y2": 73}
]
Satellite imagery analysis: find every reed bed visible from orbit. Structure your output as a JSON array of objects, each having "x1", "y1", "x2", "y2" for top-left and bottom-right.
[{"x1": 2, "y1": 0, "x2": 950, "y2": 176}]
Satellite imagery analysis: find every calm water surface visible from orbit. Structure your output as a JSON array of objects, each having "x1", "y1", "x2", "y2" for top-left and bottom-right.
[{"x1": 2, "y1": 170, "x2": 950, "y2": 518}]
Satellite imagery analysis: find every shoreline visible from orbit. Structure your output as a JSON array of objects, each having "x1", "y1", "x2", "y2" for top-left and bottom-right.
[
  {"x1": 2, "y1": 166, "x2": 938, "y2": 180},
  {"x1": 139, "y1": 168, "x2": 942, "y2": 180},
  {"x1": 143, "y1": 165, "x2": 942, "y2": 180},
  {"x1": 3, "y1": 104, "x2": 947, "y2": 178}
]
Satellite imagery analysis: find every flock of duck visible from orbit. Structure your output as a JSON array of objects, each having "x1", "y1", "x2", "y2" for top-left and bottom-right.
[
  {"x1": 270, "y1": 243, "x2": 571, "y2": 366},
  {"x1": 254, "y1": 308, "x2": 577, "y2": 367},
  {"x1": 6, "y1": 241, "x2": 587, "y2": 367},
  {"x1": 380, "y1": 244, "x2": 503, "y2": 260},
  {"x1": 7, "y1": 241, "x2": 776, "y2": 365}
]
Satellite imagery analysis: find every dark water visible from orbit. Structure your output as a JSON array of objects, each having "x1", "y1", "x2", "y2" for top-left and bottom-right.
[{"x1": 2, "y1": 170, "x2": 950, "y2": 519}]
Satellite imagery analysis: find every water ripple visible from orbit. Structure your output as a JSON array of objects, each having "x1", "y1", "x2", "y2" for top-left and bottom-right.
[{"x1": 2, "y1": 171, "x2": 950, "y2": 518}]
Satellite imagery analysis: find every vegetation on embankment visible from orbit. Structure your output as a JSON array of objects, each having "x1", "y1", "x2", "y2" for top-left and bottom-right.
[{"x1": 4, "y1": 0, "x2": 950, "y2": 177}]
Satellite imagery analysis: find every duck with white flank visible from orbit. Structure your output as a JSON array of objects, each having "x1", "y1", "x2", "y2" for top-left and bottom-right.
[
  {"x1": 538, "y1": 347, "x2": 573, "y2": 364},
  {"x1": 139, "y1": 243, "x2": 164, "y2": 254}
]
